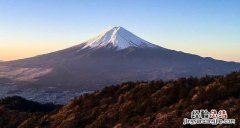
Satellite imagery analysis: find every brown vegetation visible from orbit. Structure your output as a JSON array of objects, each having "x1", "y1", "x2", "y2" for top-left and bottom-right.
[{"x1": 0, "y1": 72, "x2": 240, "y2": 128}]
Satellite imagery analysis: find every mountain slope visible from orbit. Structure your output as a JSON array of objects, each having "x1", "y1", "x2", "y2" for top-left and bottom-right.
[
  {"x1": 0, "y1": 72, "x2": 240, "y2": 128},
  {"x1": 0, "y1": 27, "x2": 239, "y2": 91},
  {"x1": 81, "y1": 26, "x2": 159, "y2": 50},
  {"x1": 0, "y1": 96, "x2": 59, "y2": 128}
]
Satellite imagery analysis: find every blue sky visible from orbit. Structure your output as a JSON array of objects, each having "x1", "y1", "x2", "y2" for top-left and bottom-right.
[{"x1": 0, "y1": 0, "x2": 240, "y2": 61}]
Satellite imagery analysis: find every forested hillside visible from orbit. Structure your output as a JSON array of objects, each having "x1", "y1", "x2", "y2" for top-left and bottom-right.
[{"x1": 0, "y1": 72, "x2": 240, "y2": 128}]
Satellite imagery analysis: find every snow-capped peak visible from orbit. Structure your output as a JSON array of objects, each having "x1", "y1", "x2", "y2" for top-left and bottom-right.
[{"x1": 81, "y1": 26, "x2": 160, "y2": 50}]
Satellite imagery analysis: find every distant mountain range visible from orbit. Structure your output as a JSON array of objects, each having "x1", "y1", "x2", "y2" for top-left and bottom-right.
[{"x1": 0, "y1": 27, "x2": 239, "y2": 92}]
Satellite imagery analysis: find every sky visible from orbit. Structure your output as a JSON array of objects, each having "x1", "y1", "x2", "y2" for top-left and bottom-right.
[{"x1": 0, "y1": 0, "x2": 240, "y2": 62}]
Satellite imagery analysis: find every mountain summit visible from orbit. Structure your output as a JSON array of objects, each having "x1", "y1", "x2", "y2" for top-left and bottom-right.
[
  {"x1": 81, "y1": 27, "x2": 160, "y2": 50},
  {"x1": 0, "y1": 27, "x2": 240, "y2": 93}
]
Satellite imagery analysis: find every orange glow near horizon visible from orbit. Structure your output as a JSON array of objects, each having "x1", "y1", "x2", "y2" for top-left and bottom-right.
[
  {"x1": 0, "y1": 42, "x2": 77, "y2": 61},
  {"x1": 0, "y1": 0, "x2": 240, "y2": 62},
  {"x1": 1, "y1": 42, "x2": 239, "y2": 62}
]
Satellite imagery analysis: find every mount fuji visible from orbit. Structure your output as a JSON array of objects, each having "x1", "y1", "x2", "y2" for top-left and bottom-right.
[
  {"x1": 0, "y1": 27, "x2": 240, "y2": 91},
  {"x1": 81, "y1": 26, "x2": 159, "y2": 50}
]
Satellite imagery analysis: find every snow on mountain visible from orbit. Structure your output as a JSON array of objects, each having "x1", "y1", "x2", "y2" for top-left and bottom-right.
[
  {"x1": 81, "y1": 26, "x2": 160, "y2": 50},
  {"x1": 0, "y1": 26, "x2": 240, "y2": 104}
]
